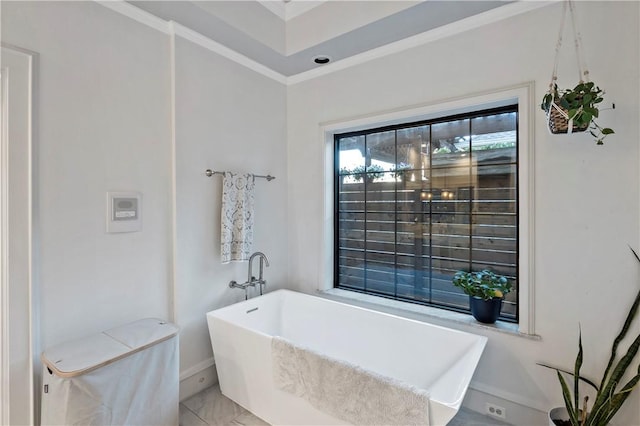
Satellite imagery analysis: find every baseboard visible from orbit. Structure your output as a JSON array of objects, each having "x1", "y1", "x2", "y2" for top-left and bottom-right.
[
  {"x1": 179, "y1": 358, "x2": 218, "y2": 402},
  {"x1": 463, "y1": 384, "x2": 548, "y2": 425}
]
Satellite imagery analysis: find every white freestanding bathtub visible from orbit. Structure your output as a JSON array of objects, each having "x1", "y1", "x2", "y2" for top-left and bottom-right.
[{"x1": 206, "y1": 290, "x2": 487, "y2": 426}]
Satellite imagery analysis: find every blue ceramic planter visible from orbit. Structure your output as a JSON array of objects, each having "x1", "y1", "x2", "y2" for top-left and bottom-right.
[{"x1": 469, "y1": 296, "x2": 502, "y2": 323}]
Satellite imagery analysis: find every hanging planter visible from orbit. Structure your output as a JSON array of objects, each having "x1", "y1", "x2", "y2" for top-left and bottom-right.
[{"x1": 540, "y1": 0, "x2": 614, "y2": 145}]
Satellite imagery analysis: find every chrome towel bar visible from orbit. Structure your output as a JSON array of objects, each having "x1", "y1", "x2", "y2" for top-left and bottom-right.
[{"x1": 205, "y1": 169, "x2": 275, "y2": 181}]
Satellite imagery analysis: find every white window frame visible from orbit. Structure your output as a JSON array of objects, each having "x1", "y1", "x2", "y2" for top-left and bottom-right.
[{"x1": 320, "y1": 82, "x2": 535, "y2": 335}]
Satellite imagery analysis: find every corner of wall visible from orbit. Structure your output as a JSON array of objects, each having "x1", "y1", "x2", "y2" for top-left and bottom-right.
[{"x1": 179, "y1": 359, "x2": 218, "y2": 402}]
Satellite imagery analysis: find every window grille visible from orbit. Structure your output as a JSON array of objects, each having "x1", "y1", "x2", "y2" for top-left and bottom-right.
[{"x1": 334, "y1": 105, "x2": 518, "y2": 322}]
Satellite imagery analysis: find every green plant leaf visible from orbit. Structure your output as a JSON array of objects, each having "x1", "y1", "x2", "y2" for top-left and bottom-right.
[
  {"x1": 583, "y1": 107, "x2": 598, "y2": 116},
  {"x1": 568, "y1": 109, "x2": 579, "y2": 119},
  {"x1": 591, "y1": 248, "x2": 640, "y2": 419},
  {"x1": 600, "y1": 372, "x2": 640, "y2": 425},
  {"x1": 602, "y1": 128, "x2": 615, "y2": 135},
  {"x1": 542, "y1": 94, "x2": 553, "y2": 111},
  {"x1": 575, "y1": 329, "x2": 584, "y2": 411},
  {"x1": 452, "y1": 269, "x2": 511, "y2": 300},
  {"x1": 558, "y1": 371, "x2": 580, "y2": 426},
  {"x1": 580, "y1": 113, "x2": 593, "y2": 124},
  {"x1": 540, "y1": 248, "x2": 640, "y2": 425},
  {"x1": 537, "y1": 363, "x2": 599, "y2": 391},
  {"x1": 596, "y1": 333, "x2": 640, "y2": 412}
]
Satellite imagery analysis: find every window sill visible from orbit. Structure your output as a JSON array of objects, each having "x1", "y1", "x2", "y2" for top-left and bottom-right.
[{"x1": 317, "y1": 288, "x2": 540, "y2": 340}]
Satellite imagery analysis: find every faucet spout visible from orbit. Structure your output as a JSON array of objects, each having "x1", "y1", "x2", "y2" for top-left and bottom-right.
[{"x1": 248, "y1": 252, "x2": 270, "y2": 295}]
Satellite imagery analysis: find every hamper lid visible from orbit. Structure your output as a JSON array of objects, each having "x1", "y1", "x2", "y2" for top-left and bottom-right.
[
  {"x1": 104, "y1": 318, "x2": 179, "y2": 349},
  {"x1": 41, "y1": 318, "x2": 179, "y2": 378}
]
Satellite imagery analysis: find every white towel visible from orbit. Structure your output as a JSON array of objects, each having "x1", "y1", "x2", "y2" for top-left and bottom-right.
[
  {"x1": 220, "y1": 172, "x2": 255, "y2": 264},
  {"x1": 272, "y1": 336, "x2": 430, "y2": 426}
]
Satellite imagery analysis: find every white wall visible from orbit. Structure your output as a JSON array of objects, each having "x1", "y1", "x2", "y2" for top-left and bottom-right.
[
  {"x1": 1, "y1": 0, "x2": 288, "y2": 414},
  {"x1": 173, "y1": 36, "x2": 287, "y2": 375},
  {"x1": 287, "y1": 2, "x2": 640, "y2": 424},
  {"x1": 3, "y1": 1, "x2": 639, "y2": 424},
  {"x1": 1, "y1": 1, "x2": 172, "y2": 349}
]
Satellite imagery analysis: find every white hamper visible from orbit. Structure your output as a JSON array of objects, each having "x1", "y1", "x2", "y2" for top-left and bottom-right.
[{"x1": 41, "y1": 318, "x2": 179, "y2": 426}]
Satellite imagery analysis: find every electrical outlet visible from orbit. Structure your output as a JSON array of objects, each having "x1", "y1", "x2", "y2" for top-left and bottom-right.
[{"x1": 485, "y1": 402, "x2": 506, "y2": 420}]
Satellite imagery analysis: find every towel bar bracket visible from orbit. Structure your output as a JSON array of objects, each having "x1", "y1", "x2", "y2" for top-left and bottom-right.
[{"x1": 205, "y1": 169, "x2": 275, "y2": 181}]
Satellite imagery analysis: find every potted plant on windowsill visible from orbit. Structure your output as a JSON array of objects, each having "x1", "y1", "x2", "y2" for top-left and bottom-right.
[
  {"x1": 541, "y1": 81, "x2": 614, "y2": 145},
  {"x1": 538, "y1": 248, "x2": 640, "y2": 426},
  {"x1": 452, "y1": 270, "x2": 512, "y2": 324}
]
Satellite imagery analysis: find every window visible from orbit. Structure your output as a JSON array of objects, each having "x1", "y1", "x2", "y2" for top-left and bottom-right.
[{"x1": 334, "y1": 105, "x2": 519, "y2": 322}]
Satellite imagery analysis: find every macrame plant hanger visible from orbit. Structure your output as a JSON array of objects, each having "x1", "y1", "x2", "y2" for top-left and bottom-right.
[{"x1": 547, "y1": 0, "x2": 590, "y2": 134}]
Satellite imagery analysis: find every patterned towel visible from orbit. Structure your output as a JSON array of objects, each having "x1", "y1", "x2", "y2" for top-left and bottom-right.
[
  {"x1": 220, "y1": 172, "x2": 255, "y2": 263},
  {"x1": 272, "y1": 336, "x2": 431, "y2": 426}
]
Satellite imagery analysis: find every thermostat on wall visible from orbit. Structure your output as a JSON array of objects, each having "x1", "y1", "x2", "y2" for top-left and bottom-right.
[{"x1": 107, "y1": 191, "x2": 142, "y2": 233}]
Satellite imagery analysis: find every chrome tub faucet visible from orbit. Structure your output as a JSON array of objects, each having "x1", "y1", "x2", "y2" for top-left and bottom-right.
[
  {"x1": 248, "y1": 251, "x2": 269, "y2": 296},
  {"x1": 229, "y1": 252, "x2": 270, "y2": 299}
]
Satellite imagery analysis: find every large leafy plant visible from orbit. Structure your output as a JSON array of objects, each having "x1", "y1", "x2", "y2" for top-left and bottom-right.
[
  {"x1": 350, "y1": 164, "x2": 385, "y2": 182},
  {"x1": 539, "y1": 248, "x2": 640, "y2": 426},
  {"x1": 452, "y1": 270, "x2": 512, "y2": 301},
  {"x1": 541, "y1": 82, "x2": 614, "y2": 145}
]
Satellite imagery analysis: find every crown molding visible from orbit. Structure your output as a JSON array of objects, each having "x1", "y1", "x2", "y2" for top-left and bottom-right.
[
  {"x1": 258, "y1": 1, "x2": 326, "y2": 21},
  {"x1": 285, "y1": 1, "x2": 325, "y2": 21},
  {"x1": 97, "y1": 0, "x2": 171, "y2": 34},
  {"x1": 170, "y1": 22, "x2": 288, "y2": 84},
  {"x1": 97, "y1": 1, "x2": 287, "y2": 84},
  {"x1": 258, "y1": 1, "x2": 287, "y2": 21},
  {"x1": 96, "y1": 0, "x2": 556, "y2": 86},
  {"x1": 287, "y1": 1, "x2": 556, "y2": 85}
]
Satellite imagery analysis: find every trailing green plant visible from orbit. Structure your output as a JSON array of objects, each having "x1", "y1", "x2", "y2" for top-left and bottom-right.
[
  {"x1": 452, "y1": 269, "x2": 512, "y2": 301},
  {"x1": 433, "y1": 147, "x2": 451, "y2": 154},
  {"x1": 538, "y1": 247, "x2": 640, "y2": 426},
  {"x1": 392, "y1": 163, "x2": 412, "y2": 179},
  {"x1": 541, "y1": 82, "x2": 614, "y2": 145},
  {"x1": 472, "y1": 141, "x2": 517, "y2": 151},
  {"x1": 351, "y1": 164, "x2": 385, "y2": 182}
]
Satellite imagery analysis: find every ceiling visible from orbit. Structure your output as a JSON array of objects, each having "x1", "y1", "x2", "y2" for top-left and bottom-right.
[
  {"x1": 128, "y1": 1, "x2": 513, "y2": 77},
  {"x1": 258, "y1": 0, "x2": 327, "y2": 21}
]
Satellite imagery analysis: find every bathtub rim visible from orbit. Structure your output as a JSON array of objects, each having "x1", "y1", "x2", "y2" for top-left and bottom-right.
[{"x1": 207, "y1": 289, "x2": 492, "y2": 344}]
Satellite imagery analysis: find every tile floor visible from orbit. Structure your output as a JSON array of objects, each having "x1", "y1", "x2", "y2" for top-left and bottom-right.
[{"x1": 179, "y1": 384, "x2": 511, "y2": 426}]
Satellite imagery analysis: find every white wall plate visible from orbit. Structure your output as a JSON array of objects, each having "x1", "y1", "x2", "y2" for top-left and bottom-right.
[{"x1": 106, "y1": 191, "x2": 142, "y2": 233}]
